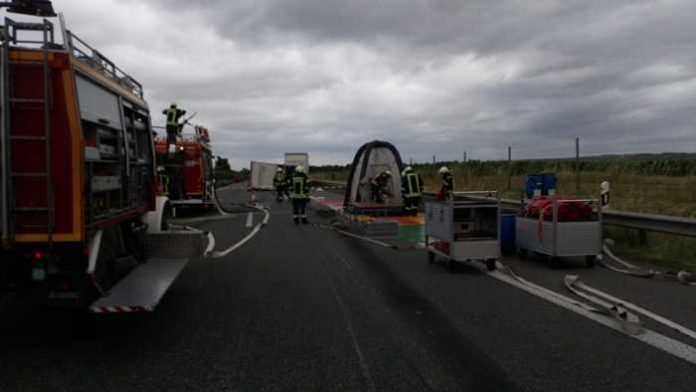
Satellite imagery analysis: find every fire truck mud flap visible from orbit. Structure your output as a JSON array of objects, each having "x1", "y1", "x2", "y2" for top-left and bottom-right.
[{"x1": 89, "y1": 231, "x2": 205, "y2": 313}]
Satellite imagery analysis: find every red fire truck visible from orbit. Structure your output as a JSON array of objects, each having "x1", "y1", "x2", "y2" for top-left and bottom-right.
[
  {"x1": 0, "y1": 3, "x2": 203, "y2": 312},
  {"x1": 154, "y1": 125, "x2": 215, "y2": 216}
]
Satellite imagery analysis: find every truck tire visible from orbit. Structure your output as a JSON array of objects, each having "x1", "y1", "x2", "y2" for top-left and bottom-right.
[{"x1": 427, "y1": 251, "x2": 436, "y2": 264}]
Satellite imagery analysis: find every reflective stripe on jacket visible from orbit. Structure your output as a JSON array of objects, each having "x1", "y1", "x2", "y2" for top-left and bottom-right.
[
  {"x1": 291, "y1": 175, "x2": 309, "y2": 199},
  {"x1": 165, "y1": 107, "x2": 177, "y2": 127},
  {"x1": 403, "y1": 172, "x2": 422, "y2": 198}
]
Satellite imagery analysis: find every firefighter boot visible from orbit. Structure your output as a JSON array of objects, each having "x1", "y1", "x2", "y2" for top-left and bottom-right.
[
  {"x1": 294, "y1": 217, "x2": 300, "y2": 225},
  {"x1": 301, "y1": 216, "x2": 309, "y2": 224}
]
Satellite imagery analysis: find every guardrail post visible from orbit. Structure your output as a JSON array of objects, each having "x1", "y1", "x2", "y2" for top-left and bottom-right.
[{"x1": 638, "y1": 229, "x2": 648, "y2": 246}]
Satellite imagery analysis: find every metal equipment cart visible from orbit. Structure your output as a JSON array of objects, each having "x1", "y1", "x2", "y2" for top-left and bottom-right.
[
  {"x1": 425, "y1": 191, "x2": 500, "y2": 272},
  {"x1": 515, "y1": 198, "x2": 602, "y2": 267}
]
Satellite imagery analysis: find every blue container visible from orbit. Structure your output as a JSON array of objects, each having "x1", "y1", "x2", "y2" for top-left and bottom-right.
[
  {"x1": 525, "y1": 172, "x2": 557, "y2": 199},
  {"x1": 525, "y1": 174, "x2": 543, "y2": 199},
  {"x1": 500, "y1": 214, "x2": 516, "y2": 255},
  {"x1": 542, "y1": 173, "x2": 557, "y2": 196}
]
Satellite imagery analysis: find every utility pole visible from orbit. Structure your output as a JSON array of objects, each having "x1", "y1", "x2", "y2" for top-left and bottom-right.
[
  {"x1": 432, "y1": 155, "x2": 436, "y2": 164},
  {"x1": 463, "y1": 151, "x2": 467, "y2": 162},
  {"x1": 575, "y1": 137, "x2": 580, "y2": 192},
  {"x1": 508, "y1": 146, "x2": 512, "y2": 190},
  {"x1": 409, "y1": 158, "x2": 413, "y2": 166}
]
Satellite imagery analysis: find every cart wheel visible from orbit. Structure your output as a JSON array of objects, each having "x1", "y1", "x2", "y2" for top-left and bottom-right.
[
  {"x1": 585, "y1": 255, "x2": 597, "y2": 268},
  {"x1": 427, "y1": 251, "x2": 436, "y2": 264},
  {"x1": 447, "y1": 259, "x2": 456, "y2": 273},
  {"x1": 518, "y1": 248, "x2": 528, "y2": 259},
  {"x1": 548, "y1": 256, "x2": 561, "y2": 269},
  {"x1": 485, "y1": 259, "x2": 497, "y2": 272}
]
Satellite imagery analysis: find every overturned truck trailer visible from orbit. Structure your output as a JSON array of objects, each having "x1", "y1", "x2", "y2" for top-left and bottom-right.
[
  {"x1": 344, "y1": 140, "x2": 405, "y2": 215},
  {"x1": 249, "y1": 161, "x2": 278, "y2": 191}
]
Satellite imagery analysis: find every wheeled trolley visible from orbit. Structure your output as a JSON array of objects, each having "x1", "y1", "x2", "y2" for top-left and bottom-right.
[
  {"x1": 516, "y1": 198, "x2": 602, "y2": 267},
  {"x1": 425, "y1": 192, "x2": 500, "y2": 272}
]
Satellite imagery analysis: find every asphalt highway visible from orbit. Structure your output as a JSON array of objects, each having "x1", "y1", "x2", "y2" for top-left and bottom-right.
[{"x1": 0, "y1": 185, "x2": 694, "y2": 391}]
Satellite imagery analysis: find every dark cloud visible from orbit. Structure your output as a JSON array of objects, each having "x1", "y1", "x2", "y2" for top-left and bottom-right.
[{"x1": 34, "y1": 0, "x2": 696, "y2": 168}]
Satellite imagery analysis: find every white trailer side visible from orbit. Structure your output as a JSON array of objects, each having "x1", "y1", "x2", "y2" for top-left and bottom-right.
[
  {"x1": 249, "y1": 161, "x2": 278, "y2": 190},
  {"x1": 284, "y1": 153, "x2": 309, "y2": 174}
]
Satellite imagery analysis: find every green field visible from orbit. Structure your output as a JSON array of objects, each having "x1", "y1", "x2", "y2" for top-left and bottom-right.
[{"x1": 312, "y1": 153, "x2": 696, "y2": 270}]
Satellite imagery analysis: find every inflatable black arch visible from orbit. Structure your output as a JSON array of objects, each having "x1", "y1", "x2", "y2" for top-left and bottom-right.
[{"x1": 343, "y1": 140, "x2": 405, "y2": 207}]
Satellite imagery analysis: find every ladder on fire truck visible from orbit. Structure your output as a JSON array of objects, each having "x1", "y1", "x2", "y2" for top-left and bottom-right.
[{"x1": 0, "y1": 17, "x2": 55, "y2": 245}]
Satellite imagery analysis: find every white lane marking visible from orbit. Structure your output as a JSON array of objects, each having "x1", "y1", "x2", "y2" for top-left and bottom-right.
[
  {"x1": 487, "y1": 268, "x2": 696, "y2": 366},
  {"x1": 246, "y1": 212, "x2": 254, "y2": 228},
  {"x1": 210, "y1": 224, "x2": 261, "y2": 259},
  {"x1": 208, "y1": 206, "x2": 270, "y2": 259}
]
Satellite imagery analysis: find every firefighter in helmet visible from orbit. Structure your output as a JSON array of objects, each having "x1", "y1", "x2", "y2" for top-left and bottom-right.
[
  {"x1": 290, "y1": 166, "x2": 310, "y2": 224},
  {"x1": 401, "y1": 166, "x2": 423, "y2": 215},
  {"x1": 370, "y1": 170, "x2": 392, "y2": 203},
  {"x1": 273, "y1": 167, "x2": 288, "y2": 202},
  {"x1": 437, "y1": 166, "x2": 454, "y2": 201},
  {"x1": 162, "y1": 102, "x2": 186, "y2": 146}
]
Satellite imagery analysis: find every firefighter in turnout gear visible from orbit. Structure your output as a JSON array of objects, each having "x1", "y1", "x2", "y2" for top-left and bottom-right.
[
  {"x1": 370, "y1": 170, "x2": 392, "y2": 203},
  {"x1": 401, "y1": 166, "x2": 423, "y2": 215},
  {"x1": 162, "y1": 102, "x2": 187, "y2": 147},
  {"x1": 437, "y1": 166, "x2": 454, "y2": 201},
  {"x1": 157, "y1": 166, "x2": 170, "y2": 196},
  {"x1": 291, "y1": 166, "x2": 310, "y2": 224},
  {"x1": 273, "y1": 167, "x2": 288, "y2": 202}
]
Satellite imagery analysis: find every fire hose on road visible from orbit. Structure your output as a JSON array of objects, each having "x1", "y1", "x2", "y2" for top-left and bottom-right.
[{"x1": 602, "y1": 239, "x2": 696, "y2": 286}]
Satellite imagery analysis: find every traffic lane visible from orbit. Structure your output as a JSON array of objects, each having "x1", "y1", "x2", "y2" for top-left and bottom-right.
[
  {"x1": 314, "y1": 231, "x2": 520, "y2": 391},
  {"x1": 505, "y1": 254, "x2": 696, "y2": 343},
  {"x1": 319, "y1": 229, "x2": 696, "y2": 391},
  {"x1": 154, "y1": 218, "x2": 373, "y2": 391},
  {"x1": 172, "y1": 202, "x2": 518, "y2": 391},
  {"x1": 0, "y1": 203, "x2": 349, "y2": 390},
  {"x1": 1, "y1": 192, "x2": 508, "y2": 392},
  {"x1": 159, "y1": 203, "x2": 518, "y2": 390}
]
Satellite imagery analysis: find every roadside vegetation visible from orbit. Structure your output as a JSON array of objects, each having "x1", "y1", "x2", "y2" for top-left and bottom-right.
[{"x1": 311, "y1": 153, "x2": 696, "y2": 270}]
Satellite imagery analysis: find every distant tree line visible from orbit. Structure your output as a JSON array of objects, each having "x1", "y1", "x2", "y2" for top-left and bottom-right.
[{"x1": 310, "y1": 153, "x2": 696, "y2": 179}]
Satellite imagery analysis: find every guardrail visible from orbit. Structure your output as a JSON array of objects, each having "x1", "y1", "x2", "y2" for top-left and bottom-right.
[{"x1": 312, "y1": 180, "x2": 696, "y2": 238}]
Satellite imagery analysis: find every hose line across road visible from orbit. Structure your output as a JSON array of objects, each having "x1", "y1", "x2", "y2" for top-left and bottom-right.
[{"x1": 1, "y1": 186, "x2": 695, "y2": 392}]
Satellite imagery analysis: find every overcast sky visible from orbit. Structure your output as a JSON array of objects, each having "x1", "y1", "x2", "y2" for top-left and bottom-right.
[{"x1": 16, "y1": 1, "x2": 696, "y2": 168}]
